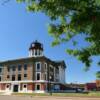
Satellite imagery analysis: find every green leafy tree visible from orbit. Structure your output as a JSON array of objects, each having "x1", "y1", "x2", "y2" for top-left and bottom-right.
[{"x1": 2, "y1": 0, "x2": 100, "y2": 78}]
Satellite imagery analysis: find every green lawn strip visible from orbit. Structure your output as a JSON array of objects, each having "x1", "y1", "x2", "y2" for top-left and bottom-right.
[
  {"x1": 12, "y1": 92, "x2": 100, "y2": 97},
  {"x1": 12, "y1": 93, "x2": 50, "y2": 96},
  {"x1": 88, "y1": 91, "x2": 100, "y2": 96}
]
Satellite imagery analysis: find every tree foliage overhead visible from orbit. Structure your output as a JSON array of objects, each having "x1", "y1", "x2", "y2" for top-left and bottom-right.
[{"x1": 4, "y1": 0, "x2": 100, "y2": 77}]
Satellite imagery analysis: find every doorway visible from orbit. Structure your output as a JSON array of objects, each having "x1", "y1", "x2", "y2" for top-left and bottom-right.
[{"x1": 13, "y1": 85, "x2": 18, "y2": 92}]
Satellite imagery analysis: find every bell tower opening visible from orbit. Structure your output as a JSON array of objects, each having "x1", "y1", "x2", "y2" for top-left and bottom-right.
[{"x1": 29, "y1": 40, "x2": 43, "y2": 57}]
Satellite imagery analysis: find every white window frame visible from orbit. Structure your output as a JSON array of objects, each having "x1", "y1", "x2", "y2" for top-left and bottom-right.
[
  {"x1": 44, "y1": 63, "x2": 47, "y2": 71},
  {"x1": 35, "y1": 84, "x2": 41, "y2": 91},
  {"x1": 36, "y1": 62, "x2": 41, "y2": 71},
  {"x1": 0, "y1": 68, "x2": 2, "y2": 73},
  {"x1": 36, "y1": 72, "x2": 41, "y2": 80},
  {"x1": 18, "y1": 64, "x2": 22, "y2": 72},
  {"x1": 24, "y1": 74, "x2": 27, "y2": 80},
  {"x1": 44, "y1": 73, "x2": 47, "y2": 80},
  {"x1": 0, "y1": 76, "x2": 2, "y2": 81}
]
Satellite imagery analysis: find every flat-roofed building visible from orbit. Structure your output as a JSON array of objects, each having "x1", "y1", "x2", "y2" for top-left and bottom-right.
[{"x1": 0, "y1": 40, "x2": 66, "y2": 93}]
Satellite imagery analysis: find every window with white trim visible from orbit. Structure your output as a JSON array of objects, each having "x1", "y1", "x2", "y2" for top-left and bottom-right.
[
  {"x1": 18, "y1": 74, "x2": 21, "y2": 81},
  {"x1": 12, "y1": 66, "x2": 16, "y2": 72},
  {"x1": 0, "y1": 76, "x2": 1, "y2": 81},
  {"x1": 44, "y1": 63, "x2": 47, "y2": 71},
  {"x1": 12, "y1": 75, "x2": 15, "y2": 81},
  {"x1": 18, "y1": 65, "x2": 22, "y2": 71},
  {"x1": 50, "y1": 65, "x2": 54, "y2": 72},
  {"x1": 24, "y1": 74, "x2": 27, "y2": 80},
  {"x1": 36, "y1": 84, "x2": 41, "y2": 90},
  {"x1": 24, "y1": 64, "x2": 27, "y2": 70},
  {"x1": 38, "y1": 50, "x2": 41, "y2": 56},
  {"x1": 36, "y1": 72, "x2": 41, "y2": 80},
  {"x1": 35, "y1": 50, "x2": 38, "y2": 56},
  {"x1": 36, "y1": 62, "x2": 41, "y2": 71},
  {"x1": 44, "y1": 73, "x2": 47, "y2": 80},
  {"x1": 0, "y1": 68, "x2": 2, "y2": 73}
]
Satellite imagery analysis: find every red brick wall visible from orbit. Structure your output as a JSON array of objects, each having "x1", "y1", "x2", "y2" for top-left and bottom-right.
[
  {"x1": 0, "y1": 83, "x2": 6, "y2": 90},
  {"x1": 85, "y1": 83, "x2": 96, "y2": 91},
  {"x1": 41, "y1": 83, "x2": 45, "y2": 90},
  {"x1": 27, "y1": 83, "x2": 35, "y2": 90}
]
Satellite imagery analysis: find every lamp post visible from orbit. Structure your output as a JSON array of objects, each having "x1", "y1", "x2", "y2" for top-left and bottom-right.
[{"x1": 49, "y1": 75, "x2": 52, "y2": 95}]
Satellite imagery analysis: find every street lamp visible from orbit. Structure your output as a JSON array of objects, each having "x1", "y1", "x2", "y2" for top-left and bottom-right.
[{"x1": 49, "y1": 75, "x2": 52, "y2": 95}]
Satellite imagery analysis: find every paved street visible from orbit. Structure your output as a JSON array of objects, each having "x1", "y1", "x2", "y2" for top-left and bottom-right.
[{"x1": 0, "y1": 95, "x2": 100, "y2": 100}]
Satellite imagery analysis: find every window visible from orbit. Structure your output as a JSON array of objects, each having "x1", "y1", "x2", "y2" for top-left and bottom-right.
[
  {"x1": 36, "y1": 62, "x2": 41, "y2": 71},
  {"x1": 35, "y1": 50, "x2": 38, "y2": 56},
  {"x1": 18, "y1": 65, "x2": 22, "y2": 71},
  {"x1": 36, "y1": 73, "x2": 40, "y2": 80},
  {"x1": 24, "y1": 74, "x2": 27, "y2": 78},
  {"x1": 24, "y1": 64, "x2": 27, "y2": 70},
  {"x1": 38, "y1": 50, "x2": 41, "y2": 55},
  {"x1": 24, "y1": 74, "x2": 27, "y2": 80},
  {"x1": 18, "y1": 74, "x2": 21, "y2": 81},
  {"x1": 0, "y1": 68, "x2": 2, "y2": 73},
  {"x1": 7, "y1": 85, "x2": 9, "y2": 88},
  {"x1": 44, "y1": 73, "x2": 47, "y2": 80},
  {"x1": 44, "y1": 63, "x2": 47, "y2": 71},
  {"x1": 12, "y1": 75, "x2": 15, "y2": 81},
  {"x1": 50, "y1": 66, "x2": 54, "y2": 72},
  {"x1": 0, "y1": 76, "x2": 1, "y2": 81},
  {"x1": 24, "y1": 84, "x2": 27, "y2": 88},
  {"x1": 31, "y1": 50, "x2": 34, "y2": 56},
  {"x1": 24, "y1": 74, "x2": 27, "y2": 77},
  {"x1": 36, "y1": 84, "x2": 40, "y2": 90},
  {"x1": 12, "y1": 66, "x2": 16, "y2": 71}
]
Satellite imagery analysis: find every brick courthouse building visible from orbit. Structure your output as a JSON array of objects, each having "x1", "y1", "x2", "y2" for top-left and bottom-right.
[{"x1": 0, "y1": 41, "x2": 66, "y2": 93}]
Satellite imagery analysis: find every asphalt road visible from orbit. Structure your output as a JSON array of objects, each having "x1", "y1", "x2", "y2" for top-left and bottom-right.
[{"x1": 0, "y1": 96, "x2": 100, "y2": 100}]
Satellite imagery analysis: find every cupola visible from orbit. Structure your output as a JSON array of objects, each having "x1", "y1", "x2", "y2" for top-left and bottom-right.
[{"x1": 29, "y1": 40, "x2": 43, "y2": 57}]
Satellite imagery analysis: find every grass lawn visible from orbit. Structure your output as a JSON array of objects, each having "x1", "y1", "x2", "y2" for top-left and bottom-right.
[{"x1": 12, "y1": 91, "x2": 100, "y2": 97}]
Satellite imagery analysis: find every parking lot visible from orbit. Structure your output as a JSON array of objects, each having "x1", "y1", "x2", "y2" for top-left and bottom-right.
[{"x1": 0, "y1": 95, "x2": 100, "y2": 100}]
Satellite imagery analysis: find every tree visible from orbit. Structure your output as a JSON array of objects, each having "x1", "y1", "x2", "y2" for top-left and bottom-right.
[{"x1": 2, "y1": 0, "x2": 100, "y2": 77}]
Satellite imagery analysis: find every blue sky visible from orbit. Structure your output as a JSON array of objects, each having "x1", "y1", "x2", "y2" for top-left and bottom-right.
[{"x1": 0, "y1": 0, "x2": 99, "y2": 83}]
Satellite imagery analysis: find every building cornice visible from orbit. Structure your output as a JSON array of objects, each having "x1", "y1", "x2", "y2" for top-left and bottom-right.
[{"x1": 0, "y1": 56, "x2": 66, "y2": 68}]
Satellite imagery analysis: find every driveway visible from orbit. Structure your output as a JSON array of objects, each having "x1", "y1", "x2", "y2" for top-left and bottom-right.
[{"x1": 0, "y1": 95, "x2": 100, "y2": 100}]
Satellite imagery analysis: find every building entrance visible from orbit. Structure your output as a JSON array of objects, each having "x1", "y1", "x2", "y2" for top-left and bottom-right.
[{"x1": 13, "y1": 85, "x2": 18, "y2": 92}]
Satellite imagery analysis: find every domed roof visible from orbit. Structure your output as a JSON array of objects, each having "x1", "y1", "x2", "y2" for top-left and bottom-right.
[{"x1": 29, "y1": 40, "x2": 43, "y2": 50}]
